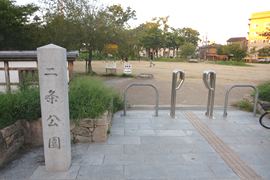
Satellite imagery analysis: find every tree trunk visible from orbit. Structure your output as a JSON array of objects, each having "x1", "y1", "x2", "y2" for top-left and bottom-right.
[
  {"x1": 163, "y1": 47, "x2": 166, "y2": 58},
  {"x1": 87, "y1": 50, "x2": 93, "y2": 72},
  {"x1": 173, "y1": 48, "x2": 175, "y2": 59},
  {"x1": 167, "y1": 47, "x2": 170, "y2": 58},
  {"x1": 146, "y1": 48, "x2": 150, "y2": 59}
]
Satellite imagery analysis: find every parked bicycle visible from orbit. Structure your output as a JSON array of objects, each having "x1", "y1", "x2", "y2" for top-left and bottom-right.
[{"x1": 259, "y1": 104, "x2": 270, "y2": 129}]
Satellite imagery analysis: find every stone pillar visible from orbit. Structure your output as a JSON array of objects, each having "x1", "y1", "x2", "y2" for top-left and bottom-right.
[{"x1": 37, "y1": 44, "x2": 71, "y2": 172}]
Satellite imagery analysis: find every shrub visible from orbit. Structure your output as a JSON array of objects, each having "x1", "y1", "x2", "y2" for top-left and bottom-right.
[
  {"x1": 0, "y1": 76, "x2": 123, "y2": 129},
  {"x1": 68, "y1": 77, "x2": 123, "y2": 124},
  {"x1": 256, "y1": 81, "x2": 270, "y2": 102},
  {"x1": 0, "y1": 85, "x2": 41, "y2": 129}
]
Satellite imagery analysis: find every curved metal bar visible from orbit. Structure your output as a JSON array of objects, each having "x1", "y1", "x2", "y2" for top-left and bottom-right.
[
  {"x1": 170, "y1": 69, "x2": 185, "y2": 118},
  {"x1": 122, "y1": 83, "x2": 159, "y2": 117},
  {"x1": 174, "y1": 69, "x2": 185, "y2": 90},
  {"x1": 223, "y1": 84, "x2": 258, "y2": 117},
  {"x1": 203, "y1": 70, "x2": 215, "y2": 91},
  {"x1": 203, "y1": 70, "x2": 216, "y2": 119}
]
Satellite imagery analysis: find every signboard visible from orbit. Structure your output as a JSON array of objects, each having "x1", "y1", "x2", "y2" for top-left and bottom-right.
[
  {"x1": 106, "y1": 61, "x2": 116, "y2": 69},
  {"x1": 124, "y1": 63, "x2": 132, "y2": 74}
]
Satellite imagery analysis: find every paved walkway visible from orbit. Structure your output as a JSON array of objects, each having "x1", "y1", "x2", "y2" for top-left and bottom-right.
[{"x1": 0, "y1": 108, "x2": 270, "y2": 179}]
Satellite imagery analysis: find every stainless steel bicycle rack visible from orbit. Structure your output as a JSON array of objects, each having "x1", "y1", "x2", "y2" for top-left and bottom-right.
[
  {"x1": 121, "y1": 83, "x2": 159, "y2": 117},
  {"x1": 223, "y1": 84, "x2": 258, "y2": 117},
  {"x1": 170, "y1": 69, "x2": 185, "y2": 118},
  {"x1": 203, "y1": 70, "x2": 216, "y2": 119}
]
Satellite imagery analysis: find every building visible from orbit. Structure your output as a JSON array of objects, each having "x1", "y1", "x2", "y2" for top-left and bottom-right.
[
  {"x1": 227, "y1": 37, "x2": 247, "y2": 48},
  {"x1": 248, "y1": 11, "x2": 270, "y2": 51},
  {"x1": 199, "y1": 43, "x2": 222, "y2": 60}
]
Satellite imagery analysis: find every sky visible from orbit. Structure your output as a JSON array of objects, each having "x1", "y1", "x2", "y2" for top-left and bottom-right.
[{"x1": 15, "y1": 0, "x2": 270, "y2": 45}]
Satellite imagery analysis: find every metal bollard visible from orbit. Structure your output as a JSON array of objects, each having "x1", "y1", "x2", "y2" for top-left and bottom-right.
[
  {"x1": 121, "y1": 83, "x2": 159, "y2": 117},
  {"x1": 170, "y1": 69, "x2": 185, "y2": 118},
  {"x1": 223, "y1": 84, "x2": 258, "y2": 117},
  {"x1": 203, "y1": 70, "x2": 216, "y2": 119}
]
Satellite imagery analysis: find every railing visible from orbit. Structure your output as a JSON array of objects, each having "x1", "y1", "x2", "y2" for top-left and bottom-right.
[
  {"x1": 0, "y1": 60, "x2": 74, "y2": 92},
  {"x1": 203, "y1": 70, "x2": 216, "y2": 119},
  {"x1": 122, "y1": 83, "x2": 159, "y2": 117},
  {"x1": 223, "y1": 84, "x2": 258, "y2": 117},
  {"x1": 170, "y1": 69, "x2": 185, "y2": 118}
]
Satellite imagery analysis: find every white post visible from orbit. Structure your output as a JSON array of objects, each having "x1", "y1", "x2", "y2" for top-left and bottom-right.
[{"x1": 37, "y1": 44, "x2": 71, "y2": 172}]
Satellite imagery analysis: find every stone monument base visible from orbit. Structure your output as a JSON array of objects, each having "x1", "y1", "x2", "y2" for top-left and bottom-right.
[{"x1": 70, "y1": 110, "x2": 112, "y2": 143}]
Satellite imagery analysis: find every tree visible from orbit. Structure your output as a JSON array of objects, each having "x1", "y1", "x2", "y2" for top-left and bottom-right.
[
  {"x1": 0, "y1": 0, "x2": 39, "y2": 49},
  {"x1": 248, "y1": 46, "x2": 257, "y2": 58},
  {"x1": 177, "y1": 42, "x2": 196, "y2": 58},
  {"x1": 41, "y1": 0, "x2": 136, "y2": 72},
  {"x1": 178, "y1": 27, "x2": 200, "y2": 46},
  {"x1": 216, "y1": 45, "x2": 230, "y2": 56},
  {"x1": 257, "y1": 27, "x2": 270, "y2": 43},
  {"x1": 170, "y1": 28, "x2": 185, "y2": 58},
  {"x1": 228, "y1": 43, "x2": 247, "y2": 62},
  {"x1": 142, "y1": 16, "x2": 170, "y2": 58},
  {"x1": 140, "y1": 26, "x2": 163, "y2": 59},
  {"x1": 216, "y1": 44, "x2": 247, "y2": 61},
  {"x1": 258, "y1": 46, "x2": 270, "y2": 57}
]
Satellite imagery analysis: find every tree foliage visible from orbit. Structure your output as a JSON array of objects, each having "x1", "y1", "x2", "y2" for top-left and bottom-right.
[
  {"x1": 258, "y1": 46, "x2": 270, "y2": 57},
  {"x1": 216, "y1": 44, "x2": 247, "y2": 61},
  {"x1": 216, "y1": 45, "x2": 230, "y2": 56},
  {"x1": 257, "y1": 27, "x2": 270, "y2": 43},
  {"x1": 0, "y1": 0, "x2": 39, "y2": 50},
  {"x1": 228, "y1": 44, "x2": 247, "y2": 61},
  {"x1": 177, "y1": 43, "x2": 196, "y2": 58}
]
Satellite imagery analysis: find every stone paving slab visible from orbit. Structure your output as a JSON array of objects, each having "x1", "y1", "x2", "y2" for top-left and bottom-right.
[{"x1": 0, "y1": 109, "x2": 270, "y2": 180}]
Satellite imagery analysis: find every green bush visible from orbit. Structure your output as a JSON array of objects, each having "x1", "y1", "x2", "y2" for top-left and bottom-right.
[
  {"x1": 0, "y1": 76, "x2": 123, "y2": 129},
  {"x1": 256, "y1": 81, "x2": 270, "y2": 102},
  {"x1": 0, "y1": 86, "x2": 41, "y2": 129},
  {"x1": 69, "y1": 77, "x2": 123, "y2": 124}
]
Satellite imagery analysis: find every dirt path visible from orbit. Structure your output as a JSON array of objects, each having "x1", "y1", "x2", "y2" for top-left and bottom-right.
[{"x1": 74, "y1": 61, "x2": 270, "y2": 106}]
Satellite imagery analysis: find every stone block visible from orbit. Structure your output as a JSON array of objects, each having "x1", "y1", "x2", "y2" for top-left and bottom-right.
[
  {"x1": 0, "y1": 121, "x2": 22, "y2": 138},
  {"x1": 80, "y1": 118, "x2": 95, "y2": 127},
  {"x1": 92, "y1": 126, "x2": 107, "y2": 142},
  {"x1": 72, "y1": 127, "x2": 91, "y2": 137},
  {"x1": 0, "y1": 136, "x2": 24, "y2": 166},
  {"x1": 5, "y1": 130, "x2": 23, "y2": 148},
  {"x1": 21, "y1": 118, "x2": 43, "y2": 145},
  {"x1": 243, "y1": 94, "x2": 255, "y2": 103},
  {"x1": 138, "y1": 73, "x2": 154, "y2": 79},
  {"x1": 75, "y1": 135, "x2": 92, "y2": 143},
  {"x1": 70, "y1": 121, "x2": 76, "y2": 130},
  {"x1": 96, "y1": 119, "x2": 107, "y2": 126}
]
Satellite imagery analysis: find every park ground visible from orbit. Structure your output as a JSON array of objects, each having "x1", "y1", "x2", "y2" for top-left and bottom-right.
[{"x1": 74, "y1": 60, "x2": 270, "y2": 107}]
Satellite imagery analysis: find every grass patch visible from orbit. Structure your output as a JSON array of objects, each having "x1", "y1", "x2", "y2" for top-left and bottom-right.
[
  {"x1": 209, "y1": 61, "x2": 254, "y2": 67},
  {"x1": 85, "y1": 71, "x2": 98, "y2": 76},
  {"x1": 253, "y1": 81, "x2": 270, "y2": 102},
  {"x1": 0, "y1": 85, "x2": 41, "y2": 130},
  {"x1": 102, "y1": 73, "x2": 135, "y2": 78},
  {"x1": 231, "y1": 99, "x2": 259, "y2": 113}
]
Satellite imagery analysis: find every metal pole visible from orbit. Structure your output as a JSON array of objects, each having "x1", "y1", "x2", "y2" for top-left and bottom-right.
[
  {"x1": 122, "y1": 83, "x2": 159, "y2": 117},
  {"x1": 223, "y1": 84, "x2": 258, "y2": 117},
  {"x1": 203, "y1": 70, "x2": 216, "y2": 119},
  {"x1": 170, "y1": 69, "x2": 185, "y2": 118}
]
